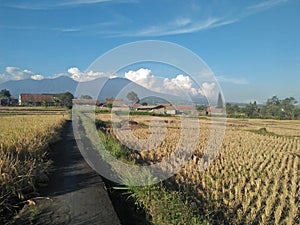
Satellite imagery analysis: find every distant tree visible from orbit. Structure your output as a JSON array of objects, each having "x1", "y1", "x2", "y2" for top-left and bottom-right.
[
  {"x1": 245, "y1": 101, "x2": 259, "y2": 118},
  {"x1": 197, "y1": 105, "x2": 207, "y2": 111},
  {"x1": 55, "y1": 92, "x2": 74, "y2": 109},
  {"x1": 225, "y1": 96, "x2": 298, "y2": 120},
  {"x1": 141, "y1": 102, "x2": 148, "y2": 106},
  {"x1": 127, "y1": 91, "x2": 139, "y2": 104},
  {"x1": 281, "y1": 97, "x2": 297, "y2": 119},
  {"x1": 226, "y1": 103, "x2": 243, "y2": 117},
  {"x1": 232, "y1": 104, "x2": 240, "y2": 113},
  {"x1": 261, "y1": 96, "x2": 297, "y2": 119},
  {"x1": 79, "y1": 95, "x2": 93, "y2": 99},
  {"x1": 0, "y1": 89, "x2": 12, "y2": 106},
  {"x1": 0, "y1": 89, "x2": 11, "y2": 98},
  {"x1": 293, "y1": 107, "x2": 300, "y2": 119},
  {"x1": 225, "y1": 103, "x2": 233, "y2": 115},
  {"x1": 267, "y1": 96, "x2": 280, "y2": 106}
]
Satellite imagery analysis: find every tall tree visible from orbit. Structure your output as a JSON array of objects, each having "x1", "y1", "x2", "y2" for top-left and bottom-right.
[
  {"x1": 127, "y1": 91, "x2": 139, "y2": 104},
  {"x1": 79, "y1": 95, "x2": 93, "y2": 99},
  {"x1": 225, "y1": 103, "x2": 233, "y2": 115},
  {"x1": 267, "y1": 96, "x2": 280, "y2": 106},
  {"x1": 0, "y1": 89, "x2": 11, "y2": 98},
  {"x1": 0, "y1": 89, "x2": 12, "y2": 106},
  {"x1": 281, "y1": 97, "x2": 297, "y2": 119},
  {"x1": 261, "y1": 96, "x2": 297, "y2": 119},
  {"x1": 245, "y1": 101, "x2": 259, "y2": 118},
  {"x1": 55, "y1": 92, "x2": 74, "y2": 109}
]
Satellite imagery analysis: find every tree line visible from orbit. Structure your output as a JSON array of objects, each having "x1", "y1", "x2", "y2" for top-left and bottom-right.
[{"x1": 226, "y1": 96, "x2": 300, "y2": 120}]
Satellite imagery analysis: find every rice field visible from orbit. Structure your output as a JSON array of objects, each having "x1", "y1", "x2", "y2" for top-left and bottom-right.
[
  {"x1": 97, "y1": 113, "x2": 300, "y2": 225},
  {"x1": 0, "y1": 114, "x2": 67, "y2": 222}
]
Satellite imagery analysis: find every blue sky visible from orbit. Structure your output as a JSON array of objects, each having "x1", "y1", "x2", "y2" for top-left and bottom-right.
[{"x1": 0, "y1": 0, "x2": 299, "y2": 103}]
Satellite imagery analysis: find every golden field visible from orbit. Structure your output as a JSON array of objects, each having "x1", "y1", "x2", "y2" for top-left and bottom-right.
[
  {"x1": 0, "y1": 114, "x2": 66, "y2": 221},
  {"x1": 97, "y1": 113, "x2": 300, "y2": 224}
]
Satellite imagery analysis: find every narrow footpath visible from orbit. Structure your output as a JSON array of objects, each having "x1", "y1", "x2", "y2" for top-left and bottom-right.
[{"x1": 20, "y1": 120, "x2": 120, "y2": 225}]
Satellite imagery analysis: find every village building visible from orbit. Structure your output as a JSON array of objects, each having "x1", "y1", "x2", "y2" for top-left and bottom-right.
[
  {"x1": 131, "y1": 103, "x2": 142, "y2": 110},
  {"x1": 164, "y1": 105, "x2": 177, "y2": 115},
  {"x1": 199, "y1": 106, "x2": 225, "y2": 116},
  {"x1": 72, "y1": 99, "x2": 100, "y2": 106},
  {"x1": 19, "y1": 93, "x2": 55, "y2": 106},
  {"x1": 105, "y1": 98, "x2": 125, "y2": 107},
  {"x1": 175, "y1": 105, "x2": 197, "y2": 115},
  {"x1": 135, "y1": 105, "x2": 165, "y2": 114},
  {"x1": 132, "y1": 103, "x2": 198, "y2": 115}
]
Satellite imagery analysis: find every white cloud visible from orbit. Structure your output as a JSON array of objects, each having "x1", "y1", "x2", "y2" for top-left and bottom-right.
[
  {"x1": 247, "y1": 0, "x2": 288, "y2": 12},
  {"x1": 124, "y1": 68, "x2": 156, "y2": 89},
  {"x1": 163, "y1": 74, "x2": 192, "y2": 90},
  {"x1": 60, "y1": 0, "x2": 111, "y2": 6},
  {"x1": 124, "y1": 70, "x2": 219, "y2": 98},
  {"x1": 48, "y1": 72, "x2": 70, "y2": 79},
  {"x1": 128, "y1": 17, "x2": 236, "y2": 37},
  {"x1": 198, "y1": 82, "x2": 217, "y2": 98},
  {"x1": 121, "y1": 0, "x2": 290, "y2": 37},
  {"x1": 175, "y1": 18, "x2": 192, "y2": 26},
  {"x1": 60, "y1": 0, "x2": 138, "y2": 6},
  {"x1": 31, "y1": 74, "x2": 44, "y2": 80},
  {"x1": 67, "y1": 67, "x2": 112, "y2": 82},
  {"x1": 0, "y1": 67, "x2": 47, "y2": 83},
  {"x1": 3, "y1": 0, "x2": 290, "y2": 38},
  {"x1": 5, "y1": 67, "x2": 34, "y2": 80},
  {"x1": 0, "y1": 67, "x2": 42, "y2": 82},
  {"x1": 163, "y1": 74, "x2": 198, "y2": 96},
  {"x1": 52, "y1": 27, "x2": 81, "y2": 32},
  {"x1": 5, "y1": 0, "x2": 136, "y2": 10},
  {"x1": 0, "y1": 66, "x2": 116, "y2": 83},
  {"x1": 0, "y1": 66, "x2": 221, "y2": 100}
]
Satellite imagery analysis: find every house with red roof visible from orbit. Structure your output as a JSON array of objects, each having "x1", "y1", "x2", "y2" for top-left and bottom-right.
[{"x1": 19, "y1": 93, "x2": 55, "y2": 106}]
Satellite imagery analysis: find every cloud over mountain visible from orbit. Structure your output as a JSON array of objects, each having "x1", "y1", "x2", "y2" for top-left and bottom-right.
[
  {"x1": 163, "y1": 74, "x2": 198, "y2": 96},
  {"x1": 124, "y1": 68, "x2": 156, "y2": 89},
  {"x1": 199, "y1": 82, "x2": 217, "y2": 98},
  {"x1": 0, "y1": 67, "x2": 44, "y2": 83},
  {"x1": 0, "y1": 65, "x2": 222, "y2": 100},
  {"x1": 67, "y1": 67, "x2": 113, "y2": 82}
]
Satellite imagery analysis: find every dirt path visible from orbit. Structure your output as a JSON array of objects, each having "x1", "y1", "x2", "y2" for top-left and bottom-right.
[{"x1": 16, "y1": 120, "x2": 120, "y2": 225}]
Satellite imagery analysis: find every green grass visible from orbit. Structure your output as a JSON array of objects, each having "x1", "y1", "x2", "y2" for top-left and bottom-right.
[
  {"x1": 117, "y1": 183, "x2": 209, "y2": 225},
  {"x1": 95, "y1": 108, "x2": 111, "y2": 114}
]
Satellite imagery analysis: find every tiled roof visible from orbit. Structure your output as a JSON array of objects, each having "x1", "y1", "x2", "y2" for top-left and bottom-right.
[
  {"x1": 175, "y1": 105, "x2": 196, "y2": 111},
  {"x1": 20, "y1": 94, "x2": 55, "y2": 102},
  {"x1": 72, "y1": 99, "x2": 99, "y2": 105}
]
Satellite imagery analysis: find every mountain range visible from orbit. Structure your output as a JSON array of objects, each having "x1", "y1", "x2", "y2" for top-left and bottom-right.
[
  {"x1": 0, "y1": 76, "x2": 207, "y2": 105},
  {"x1": 0, "y1": 76, "x2": 77, "y2": 98}
]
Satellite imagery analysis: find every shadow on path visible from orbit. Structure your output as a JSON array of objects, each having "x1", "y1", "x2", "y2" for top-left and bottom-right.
[{"x1": 16, "y1": 120, "x2": 120, "y2": 225}]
